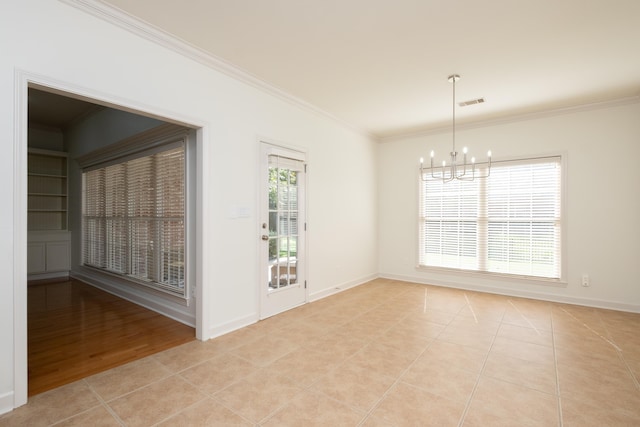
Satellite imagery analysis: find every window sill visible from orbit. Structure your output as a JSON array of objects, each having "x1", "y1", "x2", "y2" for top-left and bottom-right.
[
  {"x1": 416, "y1": 264, "x2": 568, "y2": 288},
  {"x1": 81, "y1": 265, "x2": 190, "y2": 303}
]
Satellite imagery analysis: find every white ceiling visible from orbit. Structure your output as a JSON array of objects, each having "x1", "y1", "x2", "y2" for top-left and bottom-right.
[{"x1": 102, "y1": 0, "x2": 640, "y2": 139}]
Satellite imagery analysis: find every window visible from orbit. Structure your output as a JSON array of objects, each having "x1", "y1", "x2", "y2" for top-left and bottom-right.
[
  {"x1": 81, "y1": 126, "x2": 187, "y2": 297},
  {"x1": 419, "y1": 156, "x2": 562, "y2": 280}
]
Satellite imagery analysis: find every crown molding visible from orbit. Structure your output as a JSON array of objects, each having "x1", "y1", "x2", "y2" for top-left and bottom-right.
[
  {"x1": 59, "y1": 0, "x2": 375, "y2": 140},
  {"x1": 379, "y1": 93, "x2": 640, "y2": 144}
]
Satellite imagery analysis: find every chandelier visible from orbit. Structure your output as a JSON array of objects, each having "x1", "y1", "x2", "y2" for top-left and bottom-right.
[{"x1": 420, "y1": 74, "x2": 491, "y2": 182}]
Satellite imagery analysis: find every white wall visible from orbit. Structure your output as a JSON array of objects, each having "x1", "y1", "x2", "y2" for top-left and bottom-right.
[
  {"x1": 0, "y1": 0, "x2": 378, "y2": 412},
  {"x1": 379, "y1": 100, "x2": 640, "y2": 311}
]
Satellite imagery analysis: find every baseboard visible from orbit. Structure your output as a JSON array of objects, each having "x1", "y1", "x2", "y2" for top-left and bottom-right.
[
  {"x1": 308, "y1": 273, "x2": 378, "y2": 302},
  {"x1": 205, "y1": 274, "x2": 380, "y2": 340},
  {"x1": 27, "y1": 275, "x2": 70, "y2": 286},
  {"x1": 0, "y1": 391, "x2": 14, "y2": 415},
  {"x1": 27, "y1": 271, "x2": 69, "y2": 283},
  {"x1": 207, "y1": 313, "x2": 258, "y2": 340},
  {"x1": 70, "y1": 270, "x2": 196, "y2": 326},
  {"x1": 380, "y1": 273, "x2": 640, "y2": 313}
]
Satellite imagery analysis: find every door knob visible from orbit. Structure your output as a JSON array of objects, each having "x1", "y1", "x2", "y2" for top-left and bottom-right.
[{"x1": 261, "y1": 235, "x2": 269, "y2": 241}]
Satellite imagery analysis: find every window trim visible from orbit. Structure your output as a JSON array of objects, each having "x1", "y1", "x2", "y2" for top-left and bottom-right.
[{"x1": 416, "y1": 152, "x2": 568, "y2": 286}]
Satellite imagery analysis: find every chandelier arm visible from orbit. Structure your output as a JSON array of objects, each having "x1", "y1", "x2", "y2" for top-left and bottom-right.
[
  {"x1": 455, "y1": 151, "x2": 471, "y2": 179},
  {"x1": 458, "y1": 165, "x2": 476, "y2": 181},
  {"x1": 461, "y1": 159, "x2": 491, "y2": 180},
  {"x1": 474, "y1": 157, "x2": 492, "y2": 179},
  {"x1": 436, "y1": 158, "x2": 453, "y2": 183}
]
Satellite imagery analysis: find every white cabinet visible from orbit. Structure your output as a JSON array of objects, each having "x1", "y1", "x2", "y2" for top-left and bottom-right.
[
  {"x1": 27, "y1": 242, "x2": 47, "y2": 273},
  {"x1": 27, "y1": 231, "x2": 71, "y2": 280},
  {"x1": 46, "y1": 241, "x2": 71, "y2": 272}
]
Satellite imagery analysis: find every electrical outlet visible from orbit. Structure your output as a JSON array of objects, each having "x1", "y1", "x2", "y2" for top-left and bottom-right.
[{"x1": 582, "y1": 274, "x2": 590, "y2": 287}]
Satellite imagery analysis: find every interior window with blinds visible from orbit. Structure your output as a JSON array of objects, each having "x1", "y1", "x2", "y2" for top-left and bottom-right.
[
  {"x1": 82, "y1": 144, "x2": 186, "y2": 297},
  {"x1": 419, "y1": 156, "x2": 562, "y2": 280}
]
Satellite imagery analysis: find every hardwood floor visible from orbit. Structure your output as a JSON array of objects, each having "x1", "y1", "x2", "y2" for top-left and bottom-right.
[{"x1": 28, "y1": 279, "x2": 195, "y2": 396}]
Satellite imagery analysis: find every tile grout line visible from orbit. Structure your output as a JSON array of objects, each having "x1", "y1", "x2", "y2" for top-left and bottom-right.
[
  {"x1": 550, "y1": 307, "x2": 564, "y2": 427},
  {"x1": 555, "y1": 307, "x2": 640, "y2": 415},
  {"x1": 148, "y1": 395, "x2": 210, "y2": 427},
  {"x1": 207, "y1": 386, "x2": 260, "y2": 426},
  {"x1": 558, "y1": 306, "x2": 622, "y2": 351},
  {"x1": 300, "y1": 352, "x2": 376, "y2": 426},
  {"x1": 262, "y1": 387, "x2": 368, "y2": 427},
  {"x1": 175, "y1": 370, "x2": 256, "y2": 425},
  {"x1": 355, "y1": 337, "x2": 437, "y2": 426},
  {"x1": 455, "y1": 304, "x2": 505, "y2": 427},
  {"x1": 93, "y1": 370, "x2": 210, "y2": 425},
  {"x1": 618, "y1": 353, "x2": 640, "y2": 391},
  {"x1": 463, "y1": 293, "x2": 479, "y2": 324},
  {"x1": 96, "y1": 371, "x2": 175, "y2": 403},
  {"x1": 594, "y1": 310, "x2": 640, "y2": 392},
  {"x1": 507, "y1": 299, "x2": 542, "y2": 335},
  {"x1": 84, "y1": 379, "x2": 127, "y2": 427}
]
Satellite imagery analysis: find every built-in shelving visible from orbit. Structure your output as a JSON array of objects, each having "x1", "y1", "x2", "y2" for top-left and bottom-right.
[{"x1": 28, "y1": 148, "x2": 68, "y2": 231}]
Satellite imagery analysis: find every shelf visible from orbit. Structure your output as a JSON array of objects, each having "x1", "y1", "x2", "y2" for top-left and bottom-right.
[
  {"x1": 29, "y1": 193, "x2": 67, "y2": 197},
  {"x1": 28, "y1": 173, "x2": 67, "y2": 179},
  {"x1": 28, "y1": 209, "x2": 68, "y2": 213},
  {"x1": 28, "y1": 148, "x2": 69, "y2": 157}
]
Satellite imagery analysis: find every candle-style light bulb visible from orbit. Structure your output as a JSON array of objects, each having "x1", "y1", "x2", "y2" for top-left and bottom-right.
[
  {"x1": 471, "y1": 157, "x2": 476, "y2": 163},
  {"x1": 487, "y1": 150, "x2": 492, "y2": 157},
  {"x1": 420, "y1": 157, "x2": 424, "y2": 164},
  {"x1": 463, "y1": 147, "x2": 468, "y2": 154},
  {"x1": 430, "y1": 150, "x2": 435, "y2": 158},
  {"x1": 442, "y1": 160, "x2": 446, "y2": 167}
]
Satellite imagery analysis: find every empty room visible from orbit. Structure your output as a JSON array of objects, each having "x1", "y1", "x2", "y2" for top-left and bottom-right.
[{"x1": 1, "y1": 0, "x2": 639, "y2": 426}]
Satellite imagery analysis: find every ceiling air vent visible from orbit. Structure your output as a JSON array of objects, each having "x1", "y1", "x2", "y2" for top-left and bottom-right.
[{"x1": 458, "y1": 97, "x2": 485, "y2": 107}]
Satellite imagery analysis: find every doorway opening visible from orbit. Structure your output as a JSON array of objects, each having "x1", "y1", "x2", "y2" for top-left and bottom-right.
[{"x1": 23, "y1": 85, "x2": 202, "y2": 396}]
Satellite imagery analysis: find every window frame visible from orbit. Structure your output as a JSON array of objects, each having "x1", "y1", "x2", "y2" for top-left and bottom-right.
[{"x1": 417, "y1": 153, "x2": 568, "y2": 286}]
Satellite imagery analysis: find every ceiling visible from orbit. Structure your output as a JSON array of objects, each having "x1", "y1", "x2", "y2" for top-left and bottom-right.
[
  {"x1": 29, "y1": 89, "x2": 102, "y2": 129},
  {"x1": 63, "y1": 1, "x2": 640, "y2": 139}
]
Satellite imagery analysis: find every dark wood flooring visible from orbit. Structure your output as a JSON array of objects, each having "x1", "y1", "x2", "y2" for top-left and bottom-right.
[{"x1": 28, "y1": 279, "x2": 195, "y2": 396}]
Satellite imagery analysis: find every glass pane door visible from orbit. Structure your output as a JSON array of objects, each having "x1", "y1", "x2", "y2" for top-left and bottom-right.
[{"x1": 260, "y1": 143, "x2": 306, "y2": 319}]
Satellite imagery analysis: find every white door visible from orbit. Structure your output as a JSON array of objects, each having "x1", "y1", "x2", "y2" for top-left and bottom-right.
[{"x1": 260, "y1": 143, "x2": 306, "y2": 319}]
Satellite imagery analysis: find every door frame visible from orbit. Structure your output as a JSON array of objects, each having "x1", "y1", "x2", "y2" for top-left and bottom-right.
[
  {"x1": 258, "y1": 140, "x2": 308, "y2": 319},
  {"x1": 12, "y1": 70, "x2": 210, "y2": 408}
]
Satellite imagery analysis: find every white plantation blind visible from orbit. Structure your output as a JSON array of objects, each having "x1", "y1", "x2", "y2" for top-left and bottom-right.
[
  {"x1": 419, "y1": 156, "x2": 562, "y2": 280},
  {"x1": 82, "y1": 144, "x2": 186, "y2": 297}
]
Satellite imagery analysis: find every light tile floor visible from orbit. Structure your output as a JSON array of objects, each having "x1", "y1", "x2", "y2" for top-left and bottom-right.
[{"x1": 2, "y1": 278, "x2": 640, "y2": 426}]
